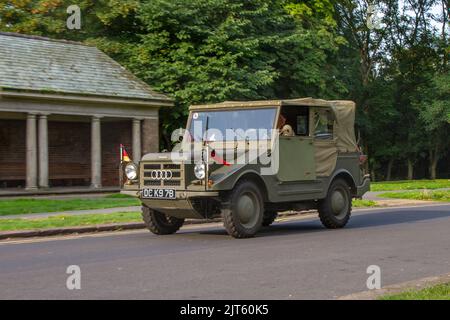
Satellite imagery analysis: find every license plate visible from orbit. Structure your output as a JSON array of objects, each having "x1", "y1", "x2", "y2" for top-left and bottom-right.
[{"x1": 141, "y1": 188, "x2": 176, "y2": 199}]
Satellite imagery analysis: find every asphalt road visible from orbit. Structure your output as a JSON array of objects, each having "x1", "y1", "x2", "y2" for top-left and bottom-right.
[{"x1": 0, "y1": 203, "x2": 449, "y2": 300}]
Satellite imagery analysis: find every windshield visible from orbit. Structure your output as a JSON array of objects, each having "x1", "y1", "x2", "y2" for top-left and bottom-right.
[{"x1": 188, "y1": 108, "x2": 277, "y2": 141}]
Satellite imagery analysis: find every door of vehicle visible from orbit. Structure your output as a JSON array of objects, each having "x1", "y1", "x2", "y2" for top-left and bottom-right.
[{"x1": 276, "y1": 136, "x2": 316, "y2": 182}]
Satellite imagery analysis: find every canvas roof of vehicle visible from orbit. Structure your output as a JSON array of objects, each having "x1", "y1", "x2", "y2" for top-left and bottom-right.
[{"x1": 190, "y1": 98, "x2": 358, "y2": 152}]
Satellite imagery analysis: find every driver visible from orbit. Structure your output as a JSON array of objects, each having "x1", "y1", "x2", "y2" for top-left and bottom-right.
[{"x1": 277, "y1": 113, "x2": 295, "y2": 137}]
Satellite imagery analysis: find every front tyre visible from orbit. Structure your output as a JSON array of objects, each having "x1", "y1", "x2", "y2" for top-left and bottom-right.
[
  {"x1": 141, "y1": 206, "x2": 184, "y2": 235},
  {"x1": 222, "y1": 180, "x2": 264, "y2": 238},
  {"x1": 318, "y1": 179, "x2": 352, "y2": 229}
]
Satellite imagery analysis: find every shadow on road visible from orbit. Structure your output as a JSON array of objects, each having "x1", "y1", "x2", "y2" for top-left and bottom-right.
[{"x1": 185, "y1": 206, "x2": 450, "y2": 238}]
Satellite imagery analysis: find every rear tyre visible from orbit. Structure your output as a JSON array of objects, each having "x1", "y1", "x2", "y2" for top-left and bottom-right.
[
  {"x1": 262, "y1": 211, "x2": 278, "y2": 227},
  {"x1": 222, "y1": 180, "x2": 264, "y2": 238},
  {"x1": 141, "y1": 206, "x2": 184, "y2": 235},
  {"x1": 318, "y1": 179, "x2": 352, "y2": 229}
]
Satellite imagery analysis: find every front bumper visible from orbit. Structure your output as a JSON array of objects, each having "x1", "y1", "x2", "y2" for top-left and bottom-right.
[
  {"x1": 356, "y1": 175, "x2": 371, "y2": 198},
  {"x1": 121, "y1": 187, "x2": 219, "y2": 219},
  {"x1": 121, "y1": 187, "x2": 219, "y2": 199}
]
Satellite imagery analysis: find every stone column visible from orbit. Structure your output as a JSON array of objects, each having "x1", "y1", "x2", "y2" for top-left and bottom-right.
[
  {"x1": 26, "y1": 113, "x2": 38, "y2": 190},
  {"x1": 142, "y1": 118, "x2": 159, "y2": 154},
  {"x1": 38, "y1": 114, "x2": 49, "y2": 188},
  {"x1": 132, "y1": 118, "x2": 142, "y2": 161},
  {"x1": 90, "y1": 116, "x2": 102, "y2": 188}
]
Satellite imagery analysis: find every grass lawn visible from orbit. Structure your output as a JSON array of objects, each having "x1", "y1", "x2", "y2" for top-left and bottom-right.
[
  {"x1": 379, "y1": 190, "x2": 450, "y2": 202},
  {"x1": 371, "y1": 179, "x2": 450, "y2": 191},
  {"x1": 380, "y1": 283, "x2": 450, "y2": 300},
  {"x1": 0, "y1": 194, "x2": 140, "y2": 216},
  {"x1": 0, "y1": 199, "x2": 378, "y2": 232},
  {"x1": 0, "y1": 212, "x2": 142, "y2": 231},
  {"x1": 352, "y1": 199, "x2": 378, "y2": 207}
]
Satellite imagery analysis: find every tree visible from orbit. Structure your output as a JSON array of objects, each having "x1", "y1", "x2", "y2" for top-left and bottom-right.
[
  {"x1": 1, "y1": 0, "x2": 345, "y2": 150},
  {"x1": 129, "y1": 0, "x2": 345, "y2": 147},
  {"x1": 335, "y1": 0, "x2": 449, "y2": 180},
  {"x1": 414, "y1": 72, "x2": 450, "y2": 179},
  {"x1": 384, "y1": 0, "x2": 449, "y2": 179},
  {"x1": 0, "y1": 0, "x2": 140, "y2": 60}
]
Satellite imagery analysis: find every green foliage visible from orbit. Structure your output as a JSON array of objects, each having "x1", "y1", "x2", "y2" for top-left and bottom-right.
[
  {"x1": 0, "y1": 0, "x2": 140, "y2": 59},
  {"x1": 0, "y1": 212, "x2": 141, "y2": 231},
  {"x1": 0, "y1": 197, "x2": 140, "y2": 216},
  {"x1": 0, "y1": 0, "x2": 139, "y2": 35},
  {"x1": 352, "y1": 199, "x2": 378, "y2": 207},
  {"x1": 379, "y1": 190, "x2": 450, "y2": 202},
  {"x1": 126, "y1": 0, "x2": 345, "y2": 140},
  {"x1": 419, "y1": 73, "x2": 450, "y2": 129},
  {"x1": 335, "y1": 0, "x2": 449, "y2": 180},
  {"x1": 0, "y1": 0, "x2": 448, "y2": 176},
  {"x1": 0, "y1": 0, "x2": 345, "y2": 149},
  {"x1": 380, "y1": 283, "x2": 450, "y2": 300},
  {"x1": 285, "y1": 0, "x2": 337, "y2": 28},
  {"x1": 414, "y1": 71, "x2": 450, "y2": 159},
  {"x1": 371, "y1": 179, "x2": 450, "y2": 191}
]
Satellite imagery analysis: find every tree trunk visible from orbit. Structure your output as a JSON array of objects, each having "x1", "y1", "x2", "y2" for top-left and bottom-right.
[
  {"x1": 431, "y1": 160, "x2": 437, "y2": 180},
  {"x1": 371, "y1": 170, "x2": 376, "y2": 182},
  {"x1": 429, "y1": 147, "x2": 438, "y2": 180},
  {"x1": 407, "y1": 158, "x2": 414, "y2": 180},
  {"x1": 364, "y1": 142, "x2": 370, "y2": 175},
  {"x1": 386, "y1": 158, "x2": 394, "y2": 181},
  {"x1": 370, "y1": 157, "x2": 376, "y2": 182}
]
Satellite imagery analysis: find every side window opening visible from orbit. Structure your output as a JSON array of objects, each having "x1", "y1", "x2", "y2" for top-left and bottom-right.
[
  {"x1": 296, "y1": 113, "x2": 308, "y2": 136},
  {"x1": 313, "y1": 109, "x2": 334, "y2": 139},
  {"x1": 278, "y1": 106, "x2": 309, "y2": 136}
]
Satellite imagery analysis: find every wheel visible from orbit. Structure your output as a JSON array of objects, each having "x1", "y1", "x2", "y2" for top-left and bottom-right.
[
  {"x1": 262, "y1": 211, "x2": 278, "y2": 227},
  {"x1": 141, "y1": 206, "x2": 185, "y2": 235},
  {"x1": 221, "y1": 180, "x2": 264, "y2": 238},
  {"x1": 318, "y1": 179, "x2": 352, "y2": 229}
]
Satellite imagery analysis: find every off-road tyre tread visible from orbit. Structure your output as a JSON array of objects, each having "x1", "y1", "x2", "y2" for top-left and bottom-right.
[
  {"x1": 222, "y1": 180, "x2": 264, "y2": 238},
  {"x1": 318, "y1": 179, "x2": 352, "y2": 229},
  {"x1": 141, "y1": 206, "x2": 184, "y2": 235}
]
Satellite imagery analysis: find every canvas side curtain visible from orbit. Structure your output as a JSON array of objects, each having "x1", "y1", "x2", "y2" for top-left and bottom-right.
[
  {"x1": 332, "y1": 101, "x2": 358, "y2": 153},
  {"x1": 314, "y1": 139, "x2": 338, "y2": 176}
]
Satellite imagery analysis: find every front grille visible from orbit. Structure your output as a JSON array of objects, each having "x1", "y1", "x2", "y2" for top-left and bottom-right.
[
  {"x1": 163, "y1": 180, "x2": 181, "y2": 186},
  {"x1": 163, "y1": 163, "x2": 180, "y2": 169},
  {"x1": 141, "y1": 162, "x2": 184, "y2": 189},
  {"x1": 144, "y1": 164, "x2": 160, "y2": 170},
  {"x1": 143, "y1": 180, "x2": 161, "y2": 186}
]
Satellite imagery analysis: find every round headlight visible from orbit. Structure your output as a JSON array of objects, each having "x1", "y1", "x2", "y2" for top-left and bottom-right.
[
  {"x1": 194, "y1": 163, "x2": 206, "y2": 180},
  {"x1": 125, "y1": 163, "x2": 138, "y2": 180}
]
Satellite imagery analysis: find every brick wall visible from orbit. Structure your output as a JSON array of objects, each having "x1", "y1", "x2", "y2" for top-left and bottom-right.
[
  {"x1": 48, "y1": 120, "x2": 134, "y2": 187},
  {"x1": 142, "y1": 118, "x2": 159, "y2": 153},
  {"x1": 101, "y1": 121, "x2": 133, "y2": 187},
  {"x1": 48, "y1": 121, "x2": 91, "y2": 186},
  {"x1": 0, "y1": 119, "x2": 135, "y2": 188}
]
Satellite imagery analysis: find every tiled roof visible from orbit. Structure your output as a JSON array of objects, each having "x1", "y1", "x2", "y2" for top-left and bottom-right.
[{"x1": 0, "y1": 32, "x2": 171, "y2": 102}]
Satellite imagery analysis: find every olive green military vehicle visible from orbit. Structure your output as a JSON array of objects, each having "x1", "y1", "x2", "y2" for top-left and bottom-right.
[{"x1": 121, "y1": 98, "x2": 370, "y2": 238}]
